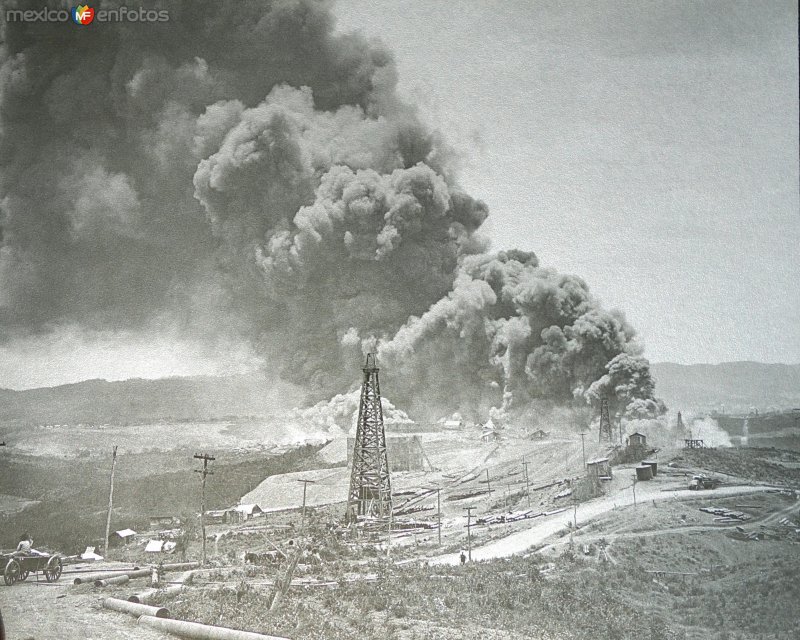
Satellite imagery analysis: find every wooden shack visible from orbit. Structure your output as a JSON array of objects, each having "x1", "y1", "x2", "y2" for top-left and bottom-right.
[
  {"x1": 586, "y1": 457, "x2": 612, "y2": 480},
  {"x1": 627, "y1": 432, "x2": 647, "y2": 448}
]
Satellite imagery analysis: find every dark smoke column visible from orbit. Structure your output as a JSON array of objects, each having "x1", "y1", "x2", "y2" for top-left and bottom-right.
[{"x1": 0, "y1": 0, "x2": 664, "y2": 420}]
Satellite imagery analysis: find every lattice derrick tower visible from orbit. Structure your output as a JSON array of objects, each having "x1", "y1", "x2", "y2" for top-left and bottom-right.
[
  {"x1": 598, "y1": 397, "x2": 613, "y2": 442},
  {"x1": 346, "y1": 353, "x2": 392, "y2": 522}
]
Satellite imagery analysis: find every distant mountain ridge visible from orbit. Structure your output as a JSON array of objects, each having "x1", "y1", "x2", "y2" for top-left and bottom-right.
[
  {"x1": 651, "y1": 361, "x2": 800, "y2": 412},
  {"x1": 0, "y1": 374, "x2": 304, "y2": 425},
  {"x1": 0, "y1": 362, "x2": 798, "y2": 425}
]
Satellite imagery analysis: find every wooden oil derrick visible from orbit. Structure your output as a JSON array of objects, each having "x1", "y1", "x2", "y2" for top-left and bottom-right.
[
  {"x1": 676, "y1": 410, "x2": 687, "y2": 436},
  {"x1": 346, "y1": 353, "x2": 392, "y2": 522},
  {"x1": 598, "y1": 397, "x2": 613, "y2": 442}
]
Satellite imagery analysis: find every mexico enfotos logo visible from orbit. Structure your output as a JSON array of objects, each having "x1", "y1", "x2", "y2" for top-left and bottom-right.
[{"x1": 5, "y1": 5, "x2": 170, "y2": 24}]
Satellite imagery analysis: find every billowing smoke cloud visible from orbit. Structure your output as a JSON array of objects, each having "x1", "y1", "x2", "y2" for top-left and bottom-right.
[
  {"x1": 689, "y1": 416, "x2": 733, "y2": 448},
  {"x1": 374, "y1": 251, "x2": 663, "y2": 420},
  {"x1": 0, "y1": 0, "x2": 663, "y2": 421}
]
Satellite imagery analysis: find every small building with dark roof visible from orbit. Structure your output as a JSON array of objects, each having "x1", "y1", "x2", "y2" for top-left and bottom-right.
[{"x1": 627, "y1": 432, "x2": 647, "y2": 448}]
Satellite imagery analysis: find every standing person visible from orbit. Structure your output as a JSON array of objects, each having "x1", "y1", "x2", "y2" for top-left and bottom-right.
[{"x1": 460, "y1": 550, "x2": 467, "y2": 565}]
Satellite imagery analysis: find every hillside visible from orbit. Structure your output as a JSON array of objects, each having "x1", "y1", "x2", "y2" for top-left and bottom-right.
[
  {"x1": 0, "y1": 374, "x2": 304, "y2": 425},
  {"x1": 651, "y1": 361, "x2": 800, "y2": 412}
]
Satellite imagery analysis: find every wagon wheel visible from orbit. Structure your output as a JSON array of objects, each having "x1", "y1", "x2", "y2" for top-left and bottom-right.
[
  {"x1": 45, "y1": 556, "x2": 62, "y2": 582},
  {"x1": 3, "y1": 559, "x2": 20, "y2": 585},
  {"x1": 19, "y1": 569, "x2": 30, "y2": 581}
]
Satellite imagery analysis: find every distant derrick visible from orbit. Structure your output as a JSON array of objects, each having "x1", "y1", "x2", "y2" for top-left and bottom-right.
[
  {"x1": 346, "y1": 354, "x2": 393, "y2": 522},
  {"x1": 598, "y1": 397, "x2": 613, "y2": 442}
]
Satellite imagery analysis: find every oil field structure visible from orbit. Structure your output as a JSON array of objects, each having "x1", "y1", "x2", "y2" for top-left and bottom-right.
[
  {"x1": 345, "y1": 353, "x2": 393, "y2": 527},
  {"x1": 598, "y1": 397, "x2": 613, "y2": 442}
]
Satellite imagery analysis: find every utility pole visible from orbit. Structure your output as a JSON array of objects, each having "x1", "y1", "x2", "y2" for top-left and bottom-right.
[
  {"x1": 387, "y1": 503, "x2": 393, "y2": 556},
  {"x1": 578, "y1": 432, "x2": 587, "y2": 468},
  {"x1": 436, "y1": 487, "x2": 442, "y2": 546},
  {"x1": 632, "y1": 474, "x2": 637, "y2": 507},
  {"x1": 573, "y1": 494, "x2": 578, "y2": 529},
  {"x1": 296, "y1": 478, "x2": 316, "y2": 533},
  {"x1": 194, "y1": 453, "x2": 215, "y2": 566},
  {"x1": 464, "y1": 506, "x2": 476, "y2": 562},
  {"x1": 485, "y1": 469, "x2": 491, "y2": 499},
  {"x1": 424, "y1": 486, "x2": 443, "y2": 545},
  {"x1": 521, "y1": 460, "x2": 531, "y2": 508},
  {"x1": 103, "y1": 446, "x2": 118, "y2": 559}
]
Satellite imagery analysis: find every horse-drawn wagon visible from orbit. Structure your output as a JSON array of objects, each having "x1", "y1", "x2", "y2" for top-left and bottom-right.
[{"x1": 2, "y1": 552, "x2": 62, "y2": 585}]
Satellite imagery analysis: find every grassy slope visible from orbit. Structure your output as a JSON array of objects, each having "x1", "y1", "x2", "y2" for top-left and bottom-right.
[{"x1": 0, "y1": 444, "x2": 326, "y2": 553}]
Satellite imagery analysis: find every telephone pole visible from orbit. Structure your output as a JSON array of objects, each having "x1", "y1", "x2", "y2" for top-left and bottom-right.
[
  {"x1": 103, "y1": 446, "x2": 118, "y2": 559},
  {"x1": 632, "y1": 474, "x2": 637, "y2": 507},
  {"x1": 436, "y1": 487, "x2": 442, "y2": 546},
  {"x1": 423, "y1": 486, "x2": 443, "y2": 545},
  {"x1": 573, "y1": 494, "x2": 578, "y2": 529},
  {"x1": 484, "y1": 469, "x2": 491, "y2": 498},
  {"x1": 464, "y1": 506, "x2": 476, "y2": 562},
  {"x1": 521, "y1": 460, "x2": 531, "y2": 507},
  {"x1": 578, "y1": 432, "x2": 587, "y2": 468},
  {"x1": 296, "y1": 478, "x2": 316, "y2": 533},
  {"x1": 194, "y1": 453, "x2": 215, "y2": 565}
]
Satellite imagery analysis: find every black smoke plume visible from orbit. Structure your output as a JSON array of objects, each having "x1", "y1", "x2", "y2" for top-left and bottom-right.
[{"x1": 0, "y1": 0, "x2": 663, "y2": 422}]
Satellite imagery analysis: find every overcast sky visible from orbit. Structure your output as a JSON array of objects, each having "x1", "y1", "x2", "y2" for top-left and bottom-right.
[{"x1": 335, "y1": 0, "x2": 800, "y2": 364}]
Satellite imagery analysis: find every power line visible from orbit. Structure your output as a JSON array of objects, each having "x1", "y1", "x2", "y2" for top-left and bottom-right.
[
  {"x1": 193, "y1": 453, "x2": 215, "y2": 566},
  {"x1": 103, "y1": 446, "x2": 118, "y2": 559},
  {"x1": 464, "y1": 506, "x2": 476, "y2": 562},
  {"x1": 295, "y1": 478, "x2": 316, "y2": 533}
]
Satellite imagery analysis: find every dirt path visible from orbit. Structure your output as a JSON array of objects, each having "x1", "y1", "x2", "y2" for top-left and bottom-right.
[
  {"x1": 543, "y1": 493, "x2": 800, "y2": 550},
  {"x1": 0, "y1": 579, "x2": 170, "y2": 640},
  {"x1": 428, "y1": 483, "x2": 783, "y2": 566}
]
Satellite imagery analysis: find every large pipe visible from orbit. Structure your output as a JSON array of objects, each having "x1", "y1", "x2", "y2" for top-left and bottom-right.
[
  {"x1": 130, "y1": 584, "x2": 185, "y2": 604},
  {"x1": 75, "y1": 569, "x2": 151, "y2": 585},
  {"x1": 102, "y1": 597, "x2": 169, "y2": 619},
  {"x1": 76, "y1": 562, "x2": 198, "y2": 585},
  {"x1": 63, "y1": 566, "x2": 140, "y2": 574},
  {"x1": 128, "y1": 569, "x2": 194, "y2": 603},
  {"x1": 137, "y1": 616, "x2": 289, "y2": 640},
  {"x1": 128, "y1": 588, "x2": 157, "y2": 604},
  {"x1": 161, "y1": 562, "x2": 201, "y2": 571},
  {"x1": 95, "y1": 574, "x2": 130, "y2": 587}
]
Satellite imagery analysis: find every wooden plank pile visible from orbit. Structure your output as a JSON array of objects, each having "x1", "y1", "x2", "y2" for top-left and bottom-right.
[
  {"x1": 475, "y1": 507, "x2": 567, "y2": 526},
  {"x1": 699, "y1": 506, "x2": 751, "y2": 523}
]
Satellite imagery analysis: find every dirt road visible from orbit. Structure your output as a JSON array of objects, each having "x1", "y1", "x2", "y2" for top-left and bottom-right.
[
  {"x1": 538, "y1": 498, "x2": 800, "y2": 554},
  {"x1": 0, "y1": 579, "x2": 170, "y2": 640},
  {"x1": 429, "y1": 483, "x2": 784, "y2": 566}
]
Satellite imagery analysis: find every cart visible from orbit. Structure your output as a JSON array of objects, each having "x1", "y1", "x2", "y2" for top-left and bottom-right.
[{"x1": 2, "y1": 552, "x2": 62, "y2": 585}]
